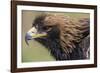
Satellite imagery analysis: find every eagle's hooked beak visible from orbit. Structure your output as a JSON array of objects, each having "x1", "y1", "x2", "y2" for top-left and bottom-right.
[{"x1": 25, "y1": 27, "x2": 47, "y2": 45}]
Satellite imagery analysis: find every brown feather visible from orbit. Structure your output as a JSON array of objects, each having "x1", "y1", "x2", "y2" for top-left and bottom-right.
[{"x1": 43, "y1": 14, "x2": 89, "y2": 54}]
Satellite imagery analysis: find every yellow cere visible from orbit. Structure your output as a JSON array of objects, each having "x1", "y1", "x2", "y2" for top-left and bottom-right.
[{"x1": 32, "y1": 33, "x2": 47, "y2": 38}]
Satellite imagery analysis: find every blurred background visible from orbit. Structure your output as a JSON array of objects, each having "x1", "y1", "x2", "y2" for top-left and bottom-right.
[{"x1": 22, "y1": 10, "x2": 90, "y2": 62}]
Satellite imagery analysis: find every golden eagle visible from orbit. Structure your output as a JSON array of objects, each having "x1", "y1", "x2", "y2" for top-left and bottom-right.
[{"x1": 25, "y1": 13, "x2": 90, "y2": 60}]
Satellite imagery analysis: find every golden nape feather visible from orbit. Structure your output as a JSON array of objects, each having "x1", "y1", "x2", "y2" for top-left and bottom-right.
[{"x1": 43, "y1": 14, "x2": 89, "y2": 54}]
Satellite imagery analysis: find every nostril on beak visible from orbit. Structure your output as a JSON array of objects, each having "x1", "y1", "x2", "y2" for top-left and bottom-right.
[
  {"x1": 25, "y1": 33, "x2": 32, "y2": 45},
  {"x1": 32, "y1": 31, "x2": 35, "y2": 33}
]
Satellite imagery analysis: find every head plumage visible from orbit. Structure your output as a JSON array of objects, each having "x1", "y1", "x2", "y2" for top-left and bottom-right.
[{"x1": 41, "y1": 13, "x2": 89, "y2": 54}]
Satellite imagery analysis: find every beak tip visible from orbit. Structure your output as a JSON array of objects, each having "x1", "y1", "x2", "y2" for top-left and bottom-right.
[
  {"x1": 25, "y1": 36, "x2": 29, "y2": 45},
  {"x1": 25, "y1": 33, "x2": 32, "y2": 45}
]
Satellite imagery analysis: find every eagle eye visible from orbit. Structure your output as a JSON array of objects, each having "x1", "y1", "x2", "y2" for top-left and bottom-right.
[{"x1": 43, "y1": 26, "x2": 52, "y2": 31}]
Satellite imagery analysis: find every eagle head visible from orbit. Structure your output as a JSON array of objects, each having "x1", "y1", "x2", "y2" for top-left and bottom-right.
[{"x1": 25, "y1": 13, "x2": 89, "y2": 60}]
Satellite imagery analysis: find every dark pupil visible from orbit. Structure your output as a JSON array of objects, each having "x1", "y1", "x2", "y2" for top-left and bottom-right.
[{"x1": 43, "y1": 26, "x2": 51, "y2": 30}]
